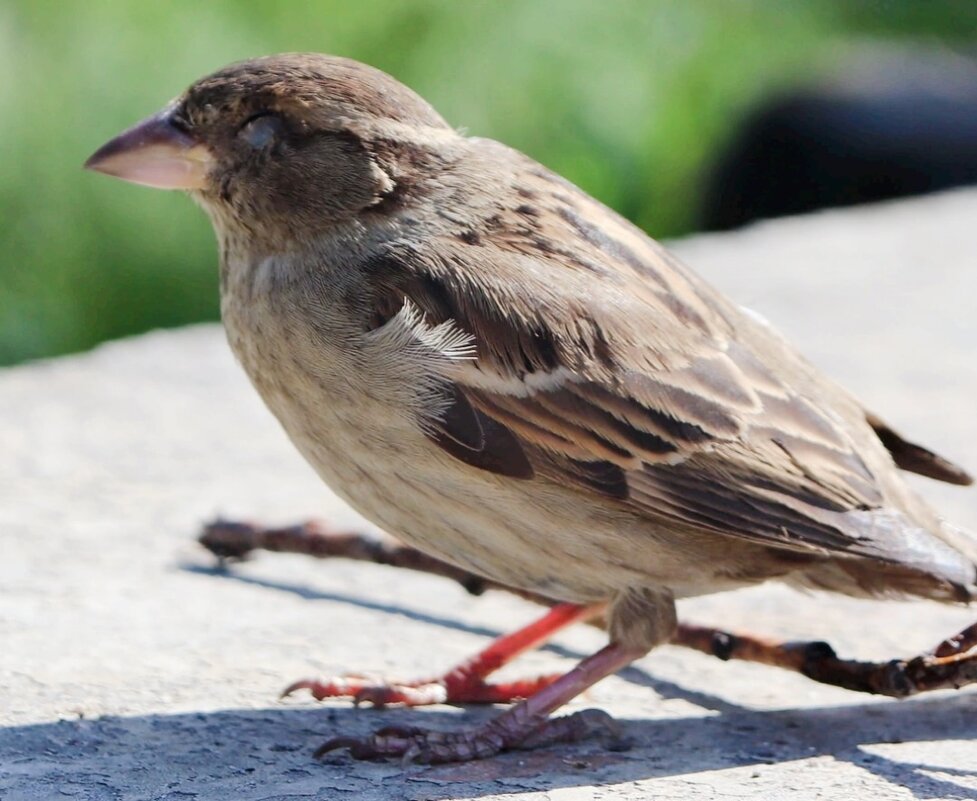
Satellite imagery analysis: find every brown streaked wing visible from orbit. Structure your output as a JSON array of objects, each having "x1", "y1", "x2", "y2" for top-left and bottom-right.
[
  {"x1": 365, "y1": 245, "x2": 899, "y2": 560},
  {"x1": 461, "y1": 365, "x2": 891, "y2": 558},
  {"x1": 358, "y1": 142, "x2": 935, "y2": 560}
]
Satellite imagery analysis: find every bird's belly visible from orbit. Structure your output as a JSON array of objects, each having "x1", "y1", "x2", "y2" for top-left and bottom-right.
[
  {"x1": 281, "y1": 392, "x2": 629, "y2": 601},
  {"x1": 228, "y1": 343, "x2": 635, "y2": 599}
]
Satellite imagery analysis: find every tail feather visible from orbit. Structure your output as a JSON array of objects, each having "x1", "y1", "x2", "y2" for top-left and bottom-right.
[
  {"x1": 789, "y1": 560, "x2": 974, "y2": 603},
  {"x1": 795, "y1": 509, "x2": 977, "y2": 603},
  {"x1": 866, "y1": 412, "x2": 973, "y2": 486}
]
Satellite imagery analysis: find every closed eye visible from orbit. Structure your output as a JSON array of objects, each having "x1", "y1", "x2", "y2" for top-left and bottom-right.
[{"x1": 238, "y1": 112, "x2": 285, "y2": 149}]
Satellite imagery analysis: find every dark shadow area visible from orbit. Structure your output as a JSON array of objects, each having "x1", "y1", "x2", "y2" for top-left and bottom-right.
[
  {"x1": 183, "y1": 562, "x2": 511, "y2": 642},
  {"x1": 2, "y1": 695, "x2": 976, "y2": 799}
]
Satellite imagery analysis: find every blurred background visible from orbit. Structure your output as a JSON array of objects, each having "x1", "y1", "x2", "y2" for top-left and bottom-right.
[{"x1": 3, "y1": 0, "x2": 977, "y2": 366}]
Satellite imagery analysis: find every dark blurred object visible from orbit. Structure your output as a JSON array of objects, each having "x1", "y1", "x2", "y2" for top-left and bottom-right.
[{"x1": 701, "y1": 49, "x2": 977, "y2": 230}]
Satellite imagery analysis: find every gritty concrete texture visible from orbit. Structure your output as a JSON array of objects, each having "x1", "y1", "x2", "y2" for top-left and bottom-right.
[{"x1": 3, "y1": 190, "x2": 977, "y2": 800}]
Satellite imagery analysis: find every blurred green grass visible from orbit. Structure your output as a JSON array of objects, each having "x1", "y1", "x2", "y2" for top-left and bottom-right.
[{"x1": 2, "y1": 0, "x2": 975, "y2": 365}]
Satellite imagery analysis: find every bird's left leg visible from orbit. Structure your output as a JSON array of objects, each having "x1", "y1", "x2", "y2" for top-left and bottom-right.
[
  {"x1": 317, "y1": 588, "x2": 675, "y2": 764},
  {"x1": 676, "y1": 619, "x2": 977, "y2": 697},
  {"x1": 284, "y1": 602, "x2": 603, "y2": 708}
]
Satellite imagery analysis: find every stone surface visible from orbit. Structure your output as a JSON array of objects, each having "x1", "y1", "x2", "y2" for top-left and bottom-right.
[{"x1": 2, "y1": 190, "x2": 977, "y2": 800}]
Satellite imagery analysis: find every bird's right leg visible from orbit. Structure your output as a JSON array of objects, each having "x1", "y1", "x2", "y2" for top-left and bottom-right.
[{"x1": 283, "y1": 601, "x2": 603, "y2": 707}]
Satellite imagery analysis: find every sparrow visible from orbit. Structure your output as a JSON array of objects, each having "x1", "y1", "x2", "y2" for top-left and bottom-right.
[{"x1": 85, "y1": 54, "x2": 975, "y2": 764}]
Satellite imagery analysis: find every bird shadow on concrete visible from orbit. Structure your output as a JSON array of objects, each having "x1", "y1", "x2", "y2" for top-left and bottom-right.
[{"x1": 2, "y1": 693, "x2": 975, "y2": 800}]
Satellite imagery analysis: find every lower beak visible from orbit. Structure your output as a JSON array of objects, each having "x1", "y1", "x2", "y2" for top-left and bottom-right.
[{"x1": 84, "y1": 108, "x2": 214, "y2": 190}]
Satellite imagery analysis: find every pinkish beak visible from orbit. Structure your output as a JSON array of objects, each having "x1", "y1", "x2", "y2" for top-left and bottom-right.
[{"x1": 84, "y1": 107, "x2": 214, "y2": 190}]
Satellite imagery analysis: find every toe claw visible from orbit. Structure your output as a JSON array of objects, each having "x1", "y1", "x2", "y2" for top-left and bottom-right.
[
  {"x1": 311, "y1": 709, "x2": 623, "y2": 764},
  {"x1": 353, "y1": 687, "x2": 385, "y2": 708},
  {"x1": 280, "y1": 679, "x2": 314, "y2": 699},
  {"x1": 401, "y1": 742, "x2": 425, "y2": 765},
  {"x1": 314, "y1": 736, "x2": 364, "y2": 759}
]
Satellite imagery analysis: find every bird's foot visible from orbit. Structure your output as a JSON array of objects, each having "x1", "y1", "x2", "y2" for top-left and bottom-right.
[
  {"x1": 315, "y1": 707, "x2": 628, "y2": 764},
  {"x1": 284, "y1": 603, "x2": 594, "y2": 709},
  {"x1": 283, "y1": 671, "x2": 562, "y2": 708}
]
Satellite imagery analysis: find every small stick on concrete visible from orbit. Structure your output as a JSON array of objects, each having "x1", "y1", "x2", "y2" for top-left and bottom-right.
[{"x1": 199, "y1": 518, "x2": 977, "y2": 699}]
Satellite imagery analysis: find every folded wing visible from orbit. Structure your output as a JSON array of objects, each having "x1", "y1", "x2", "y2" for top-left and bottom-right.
[{"x1": 362, "y1": 147, "x2": 973, "y2": 584}]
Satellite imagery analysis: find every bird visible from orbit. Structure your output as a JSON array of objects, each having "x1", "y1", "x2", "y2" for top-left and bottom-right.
[{"x1": 85, "y1": 53, "x2": 975, "y2": 764}]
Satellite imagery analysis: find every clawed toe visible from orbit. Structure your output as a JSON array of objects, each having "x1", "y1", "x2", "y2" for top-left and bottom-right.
[
  {"x1": 353, "y1": 682, "x2": 448, "y2": 708},
  {"x1": 281, "y1": 675, "x2": 377, "y2": 701},
  {"x1": 314, "y1": 725, "x2": 430, "y2": 761},
  {"x1": 284, "y1": 671, "x2": 563, "y2": 707},
  {"x1": 315, "y1": 725, "x2": 506, "y2": 764},
  {"x1": 282, "y1": 674, "x2": 449, "y2": 707},
  {"x1": 521, "y1": 708, "x2": 632, "y2": 752},
  {"x1": 315, "y1": 708, "x2": 626, "y2": 764}
]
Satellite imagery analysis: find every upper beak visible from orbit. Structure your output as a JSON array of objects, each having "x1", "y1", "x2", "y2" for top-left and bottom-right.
[{"x1": 84, "y1": 106, "x2": 214, "y2": 190}]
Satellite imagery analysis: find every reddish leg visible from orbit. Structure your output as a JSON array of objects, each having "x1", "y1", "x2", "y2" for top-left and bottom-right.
[
  {"x1": 284, "y1": 602, "x2": 603, "y2": 708},
  {"x1": 318, "y1": 641, "x2": 643, "y2": 764}
]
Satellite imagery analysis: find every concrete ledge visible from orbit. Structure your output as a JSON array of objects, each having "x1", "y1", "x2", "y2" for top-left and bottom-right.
[{"x1": 3, "y1": 190, "x2": 976, "y2": 800}]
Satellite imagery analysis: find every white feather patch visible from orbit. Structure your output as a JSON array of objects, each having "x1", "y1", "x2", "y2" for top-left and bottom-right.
[
  {"x1": 363, "y1": 299, "x2": 476, "y2": 425},
  {"x1": 365, "y1": 299, "x2": 476, "y2": 362}
]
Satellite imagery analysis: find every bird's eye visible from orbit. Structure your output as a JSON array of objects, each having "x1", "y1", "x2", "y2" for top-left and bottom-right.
[{"x1": 238, "y1": 113, "x2": 285, "y2": 149}]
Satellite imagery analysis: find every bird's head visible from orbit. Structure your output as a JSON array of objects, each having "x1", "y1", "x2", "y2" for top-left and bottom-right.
[{"x1": 85, "y1": 54, "x2": 456, "y2": 248}]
